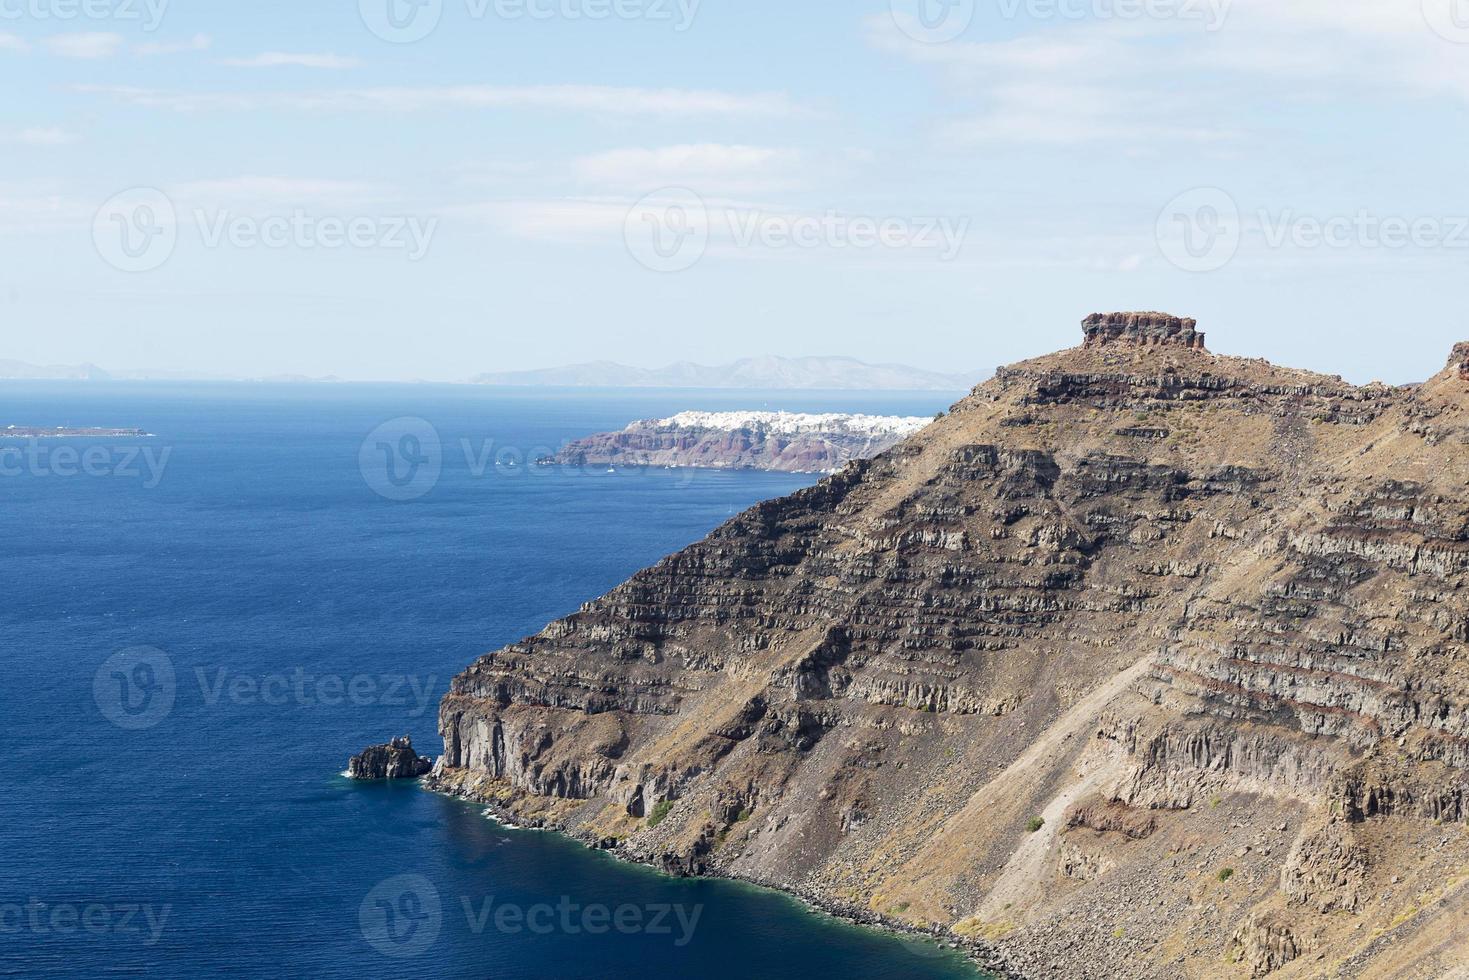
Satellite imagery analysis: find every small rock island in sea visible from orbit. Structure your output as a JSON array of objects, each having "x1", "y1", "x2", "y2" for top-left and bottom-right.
[
  {"x1": 348, "y1": 735, "x2": 435, "y2": 780},
  {"x1": 540, "y1": 411, "x2": 937, "y2": 474}
]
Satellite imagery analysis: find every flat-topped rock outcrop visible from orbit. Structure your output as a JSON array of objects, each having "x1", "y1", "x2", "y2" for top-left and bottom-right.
[
  {"x1": 1082, "y1": 311, "x2": 1206, "y2": 350},
  {"x1": 431, "y1": 315, "x2": 1469, "y2": 979}
]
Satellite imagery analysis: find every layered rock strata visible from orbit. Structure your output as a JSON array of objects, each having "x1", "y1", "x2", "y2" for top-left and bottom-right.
[
  {"x1": 430, "y1": 313, "x2": 1469, "y2": 979},
  {"x1": 1082, "y1": 312, "x2": 1206, "y2": 350}
]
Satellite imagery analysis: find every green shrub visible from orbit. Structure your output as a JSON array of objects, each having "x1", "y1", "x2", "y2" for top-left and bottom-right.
[
  {"x1": 647, "y1": 800, "x2": 674, "y2": 828},
  {"x1": 1026, "y1": 817, "x2": 1045, "y2": 833},
  {"x1": 1217, "y1": 867, "x2": 1234, "y2": 882}
]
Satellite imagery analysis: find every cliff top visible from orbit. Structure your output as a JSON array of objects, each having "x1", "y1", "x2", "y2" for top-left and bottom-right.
[
  {"x1": 995, "y1": 314, "x2": 1469, "y2": 402},
  {"x1": 1082, "y1": 312, "x2": 1205, "y2": 350}
]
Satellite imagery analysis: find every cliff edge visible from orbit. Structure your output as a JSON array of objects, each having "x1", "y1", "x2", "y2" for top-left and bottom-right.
[{"x1": 430, "y1": 314, "x2": 1469, "y2": 979}]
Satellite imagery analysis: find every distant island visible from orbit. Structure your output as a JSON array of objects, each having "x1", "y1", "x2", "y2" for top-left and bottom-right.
[
  {"x1": 472, "y1": 355, "x2": 980, "y2": 392},
  {"x1": 3, "y1": 425, "x2": 152, "y2": 438},
  {"x1": 540, "y1": 411, "x2": 934, "y2": 473},
  {"x1": 1, "y1": 353, "x2": 981, "y2": 391},
  {"x1": 0, "y1": 359, "x2": 341, "y2": 384}
]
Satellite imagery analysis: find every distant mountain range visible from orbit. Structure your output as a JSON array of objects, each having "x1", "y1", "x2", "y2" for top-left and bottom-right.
[
  {"x1": 470, "y1": 356, "x2": 980, "y2": 391},
  {"x1": 0, "y1": 354, "x2": 980, "y2": 391},
  {"x1": 0, "y1": 359, "x2": 114, "y2": 381},
  {"x1": 0, "y1": 360, "x2": 340, "y2": 384}
]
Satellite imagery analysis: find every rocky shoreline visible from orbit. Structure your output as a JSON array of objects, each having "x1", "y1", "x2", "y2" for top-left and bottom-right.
[
  {"x1": 421, "y1": 314, "x2": 1469, "y2": 977},
  {"x1": 420, "y1": 771, "x2": 1022, "y2": 979}
]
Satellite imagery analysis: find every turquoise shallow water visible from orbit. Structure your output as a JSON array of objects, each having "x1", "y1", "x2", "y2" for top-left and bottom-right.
[{"x1": 0, "y1": 381, "x2": 981, "y2": 979}]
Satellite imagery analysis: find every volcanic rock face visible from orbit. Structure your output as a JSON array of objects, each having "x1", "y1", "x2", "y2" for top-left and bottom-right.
[
  {"x1": 349, "y1": 735, "x2": 433, "y2": 780},
  {"x1": 1083, "y1": 311, "x2": 1205, "y2": 350},
  {"x1": 431, "y1": 315, "x2": 1469, "y2": 979}
]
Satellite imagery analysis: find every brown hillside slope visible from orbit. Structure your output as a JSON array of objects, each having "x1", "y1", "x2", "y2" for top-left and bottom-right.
[{"x1": 430, "y1": 314, "x2": 1469, "y2": 979}]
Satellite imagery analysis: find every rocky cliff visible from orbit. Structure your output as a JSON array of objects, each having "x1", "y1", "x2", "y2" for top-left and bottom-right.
[
  {"x1": 430, "y1": 315, "x2": 1469, "y2": 979},
  {"x1": 542, "y1": 411, "x2": 932, "y2": 474}
]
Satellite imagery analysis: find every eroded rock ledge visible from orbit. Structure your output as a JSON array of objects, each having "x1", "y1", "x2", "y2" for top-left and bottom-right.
[{"x1": 431, "y1": 315, "x2": 1469, "y2": 979}]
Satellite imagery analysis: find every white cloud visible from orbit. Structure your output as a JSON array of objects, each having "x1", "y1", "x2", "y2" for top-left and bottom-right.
[
  {"x1": 221, "y1": 52, "x2": 363, "y2": 70},
  {"x1": 0, "y1": 32, "x2": 28, "y2": 53},
  {"x1": 868, "y1": 1, "x2": 1469, "y2": 148},
  {"x1": 574, "y1": 144, "x2": 805, "y2": 194},
  {"x1": 45, "y1": 32, "x2": 125, "y2": 59},
  {"x1": 72, "y1": 83, "x2": 808, "y2": 118},
  {"x1": 135, "y1": 34, "x2": 213, "y2": 57}
]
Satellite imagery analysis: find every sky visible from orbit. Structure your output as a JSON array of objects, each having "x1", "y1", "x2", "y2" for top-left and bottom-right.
[{"x1": 2, "y1": 0, "x2": 1468, "y2": 383}]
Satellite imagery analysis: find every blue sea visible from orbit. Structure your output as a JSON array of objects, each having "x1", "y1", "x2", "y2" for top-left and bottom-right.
[{"x1": 0, "y1": 382, "x2": 982, "y2": 979}]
